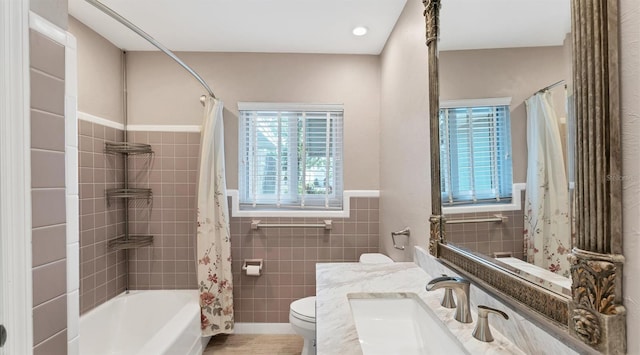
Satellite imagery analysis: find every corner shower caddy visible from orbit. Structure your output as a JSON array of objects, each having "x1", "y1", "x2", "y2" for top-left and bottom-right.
[{"x1": 105, "y1": 140, "x2": 154, "y2": 250}]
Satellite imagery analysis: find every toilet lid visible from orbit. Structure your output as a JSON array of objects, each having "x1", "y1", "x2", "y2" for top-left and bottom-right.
[
  {"x1": 290, "y1": 296, "x2": 316, "y2": 322},
  {"x1": 359, "y1": 253, "x2": 393, "y2": 264}
]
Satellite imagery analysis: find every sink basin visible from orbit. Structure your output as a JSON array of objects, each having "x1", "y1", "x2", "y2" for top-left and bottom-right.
[{"x1": 348, "y1": 293, "x2": 470, "y2": 355}]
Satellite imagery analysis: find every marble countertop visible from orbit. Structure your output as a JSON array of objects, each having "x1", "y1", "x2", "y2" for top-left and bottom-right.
[{"x1": 315, "y1": 262, "x2": 525, "y2": 355}]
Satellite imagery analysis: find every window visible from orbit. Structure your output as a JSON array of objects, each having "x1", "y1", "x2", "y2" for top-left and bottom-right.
[
  {"x1": 238, "y1": 103, "x2": 343, "y2": 211},
  {"x1": 439, "y1": 98, "x2": 513, "y2": 206}
]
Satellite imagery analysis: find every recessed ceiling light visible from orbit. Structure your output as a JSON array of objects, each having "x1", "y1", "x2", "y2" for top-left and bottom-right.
[{"x1": 352, "y1": 26, "x2": 368, "y2": 36}]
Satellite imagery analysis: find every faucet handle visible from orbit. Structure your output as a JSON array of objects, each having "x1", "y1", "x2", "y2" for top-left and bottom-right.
[
  {"x1": 472, "y1": 305, "x2": 509, "y2": 342},
  {"x1": 439, "y1": 274, "x2": 456, "y2": 308}
]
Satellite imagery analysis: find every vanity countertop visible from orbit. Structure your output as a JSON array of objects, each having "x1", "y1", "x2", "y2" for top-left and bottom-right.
[{"x1": 315, "y1": 262, "x2": 524, "y2": 355}]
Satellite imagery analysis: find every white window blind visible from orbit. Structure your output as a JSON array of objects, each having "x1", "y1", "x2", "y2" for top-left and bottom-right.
[
  {"x1": 238, "y1": 103, "x2": 344, "y2": 210},
  {"x1": 439, "y1": 100, "x2": 513, "y2": 206}
]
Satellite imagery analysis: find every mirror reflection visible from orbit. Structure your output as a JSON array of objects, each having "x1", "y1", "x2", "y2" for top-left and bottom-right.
[{"x1": 438, "y1": 0, "x2": 573, "y2": 294}]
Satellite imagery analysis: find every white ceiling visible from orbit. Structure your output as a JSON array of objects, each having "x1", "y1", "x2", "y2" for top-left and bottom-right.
[
  {"x1": 68, "y1": 0, "x2": 572, "y2": 55},
  {"x1": 440, "y1": 0, "x2": 572, "y2": 51},
  {"x1": 68, "y1": 0, "x2": 408, "y2": 54}
]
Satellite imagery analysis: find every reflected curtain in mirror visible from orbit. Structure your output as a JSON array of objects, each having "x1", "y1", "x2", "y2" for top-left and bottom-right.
[{"x1": 524, "y1": 91, "x2": 571, "y2": 277}]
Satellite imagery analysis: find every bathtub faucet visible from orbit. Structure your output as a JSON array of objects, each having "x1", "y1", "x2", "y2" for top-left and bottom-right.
[{"x1": 426, "y1": 276, "x2": 472, "y2": 323}]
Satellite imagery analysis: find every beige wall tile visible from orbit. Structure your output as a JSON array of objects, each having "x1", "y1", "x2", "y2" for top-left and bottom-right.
[
  {"x1": 31, "y1": 150, "x2": 66, "y2": 188},
  {"x1": 33, "y1": 294, "x2": 67, "y2": 345},
  {"x1": 30, "y1": 69, "x2": 65, "y2": 116},
  {"x1": 32, "y1": 189, "x2": 66, "y2": 228},
  {"x1": 32, "y1": 225, "x2": 66, "y2": 267},
  {"x1": 30, "y1": 29, "x2": 68, "y2": 353},
  {"x1": 31, "y1": 110, "x2": 65, "y2": 151},
  {"x1": 29, "y1": 30, "x2": 65, "y2": 79},
  {"x1": 78, "y1": 123, "x2": 127, "y2": 314},
  {"x1": 33, "y1": 329, "x2": 67, "y2": 355},
  {"x1": 33, "y1": 259, "x2": 67, "y2": 307}
]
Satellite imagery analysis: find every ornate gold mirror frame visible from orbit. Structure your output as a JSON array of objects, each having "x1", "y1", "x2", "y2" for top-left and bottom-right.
[{"x1": 423, "y1": 1, "x2": 626, "y2": 353}]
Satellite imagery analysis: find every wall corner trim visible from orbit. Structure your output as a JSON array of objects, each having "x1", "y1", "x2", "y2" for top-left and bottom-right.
[
  {"x1": 77, "y1": 111, "x2": 125, "y2": 130},
  {"x1": 76, "y1": 113, "x2": 203, "y2": 133}
]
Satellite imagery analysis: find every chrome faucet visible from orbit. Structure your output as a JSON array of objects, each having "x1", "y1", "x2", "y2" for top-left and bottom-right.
[{"x1": 426, "y1": 276, "x2": 472, "y2": 323}]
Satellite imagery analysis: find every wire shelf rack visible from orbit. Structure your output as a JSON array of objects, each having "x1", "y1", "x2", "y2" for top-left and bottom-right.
[
  {"x1": 105, "y1": 141, "x2": 154, "y2": 155},
  {"x1": 108, "y1": 235, "x2": 154, "y2": 250}
]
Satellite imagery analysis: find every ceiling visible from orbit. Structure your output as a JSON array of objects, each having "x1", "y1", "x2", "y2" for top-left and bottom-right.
[
  {"x1": 68, "y1": 0, "x2": 408, "y2": 54},
  {"x1": 439, "y1": 0, "x2": 572, "y2": 51},
  {"x1": 68, "y1": 0, "x2": 572, "y2": 55}
]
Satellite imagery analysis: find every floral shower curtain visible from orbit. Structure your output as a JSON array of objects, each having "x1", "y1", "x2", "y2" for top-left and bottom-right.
[
  {"x1": 523, "y1": 91, "x2": 571, "y2": 277},
  {"x1": 197, "y1": 97, "x2": 234, "y2": 336}
]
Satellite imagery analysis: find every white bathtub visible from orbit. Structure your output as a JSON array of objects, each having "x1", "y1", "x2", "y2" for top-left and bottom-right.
[{"x1": 80, "y1": 290, "x2": 209, "y2": 355}]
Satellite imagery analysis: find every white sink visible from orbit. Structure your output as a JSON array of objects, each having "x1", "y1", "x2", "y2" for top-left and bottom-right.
[{"x1": 348, "y1": 292, "x2": 470, "y2": 355}]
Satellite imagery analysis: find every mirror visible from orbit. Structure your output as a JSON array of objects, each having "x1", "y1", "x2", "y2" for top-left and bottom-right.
[
  {"x1": 424, "y1": 0, "x2": 626, "y2": 353},
  {"x1": 437, "y1": 0, "x2": 573, "y2": 296}
]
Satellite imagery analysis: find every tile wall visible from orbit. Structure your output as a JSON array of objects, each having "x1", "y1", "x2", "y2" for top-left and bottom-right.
[
  {"x1": 79, "y1": 128, "x2": 380, "y2": 323},
  {"x1": 230, "y1": 198, "x2": 380, "y2": 323},
  {"x1": 126, "y1": 131, "x2": 200, "y2": 290},
  {"x1": 78, "y1": 120, "x2": 127, "y2": 314},
  {"x1": 30, "y1": 30, "x2": 68, "y2": 354},
  {"x1": 445, "y1": 192, "x2": 526, "y2": 260}
]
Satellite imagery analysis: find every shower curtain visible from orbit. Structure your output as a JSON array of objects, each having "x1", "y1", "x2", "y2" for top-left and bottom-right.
[
  {"x1": 197, "y1": 97, "x2": 234, "y2": 336},
  {"x1": 523, "y1": 91, "x2": 571, "y2": 277}
]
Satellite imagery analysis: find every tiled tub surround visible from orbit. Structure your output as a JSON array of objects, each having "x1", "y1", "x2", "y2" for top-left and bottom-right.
[
  {"x1": 316, "y1": 262, "x2": 523, "y2": 355},
  {"x1": 79, "y1": 128, "x2": 201, "y2": 311},
  {"x1": 126, "y1": 131, "x2": 200, "y2": 290},
  {"x1": 78, "y1": 120, "x2": 127, "y2": 313},
  {"x1": 230, "y1": 198, "x2": 380, "y2": 323}
]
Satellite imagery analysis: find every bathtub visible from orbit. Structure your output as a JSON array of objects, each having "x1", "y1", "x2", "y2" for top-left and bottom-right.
[{"x1": 80, "y1": 290, "x2": 209, "y2": 355}]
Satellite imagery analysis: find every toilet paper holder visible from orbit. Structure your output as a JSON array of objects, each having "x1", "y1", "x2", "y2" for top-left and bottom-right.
[{"x1": 242, "y1": 259, "x2": 263, "y2": 272}]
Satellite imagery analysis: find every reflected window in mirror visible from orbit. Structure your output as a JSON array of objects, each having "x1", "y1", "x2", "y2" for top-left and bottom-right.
[{"x1": 439, "y1": 98, "x2": 513, "y2": 207}]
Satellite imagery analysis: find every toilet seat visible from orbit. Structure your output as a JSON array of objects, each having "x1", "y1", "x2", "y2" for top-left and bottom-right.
[{"x1": 290, "y1": 296, "x2": 316, "y2": 323}]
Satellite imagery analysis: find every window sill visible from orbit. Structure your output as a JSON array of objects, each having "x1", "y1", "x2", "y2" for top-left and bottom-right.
[
  {"x1": 226, "y1": 190, "x2": 379, "y2": 218},
  {"x1": 442, "y1": 183, "x2": 525, "y2": 215}
]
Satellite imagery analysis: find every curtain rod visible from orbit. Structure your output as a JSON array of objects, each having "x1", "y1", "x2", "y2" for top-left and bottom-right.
[
  {"x1": 85, "y1": 0, "x2": 216, "y2": 101},
  {"x1": 534, "y1": 79, "x2": 566, "y2": 96}
]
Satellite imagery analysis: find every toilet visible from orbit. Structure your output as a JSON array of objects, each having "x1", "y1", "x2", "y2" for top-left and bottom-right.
[
  {"x1": 289, "y1": 296, "x2": 317, "y2": 355},
  {"x1": 289, "y1": 253, "x2": 393, "y2": 354},
  {"x1": 358, "y1": 253, "x2": 394, "y2": 264}
]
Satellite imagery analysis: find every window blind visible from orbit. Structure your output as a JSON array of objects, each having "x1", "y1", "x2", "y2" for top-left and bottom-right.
[
  {"x1": 439, "y1": 104, "x2": 513, "y2": 205},
  {"x1": 238, "y1": 104, "x2": 344, "y2": 210}
]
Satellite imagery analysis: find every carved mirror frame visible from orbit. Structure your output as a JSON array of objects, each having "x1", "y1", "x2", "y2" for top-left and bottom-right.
[{"x1": 423, "y1": 1, "x2": 626, "y2": 353}]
